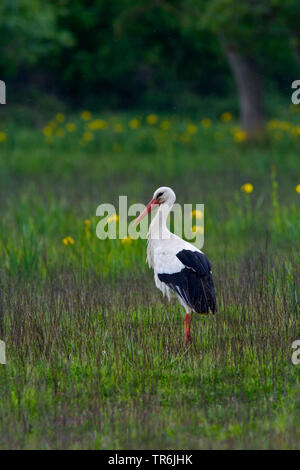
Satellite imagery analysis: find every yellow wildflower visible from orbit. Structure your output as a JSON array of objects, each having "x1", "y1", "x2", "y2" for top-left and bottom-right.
[
  {"x1": 88, "y1": 119, "x2": 108, "y2": 130},
  {"x1": 146, "y1": 114, "x2": 158, "y2": 125},
  {"x1": 190, "y1": 209, "x2": 203, "y2": 219},
  {"x1": 267, "y1": 120, "x2": 279, "y2": 130},
  {"x1": 82, "y1": 131, "x2": 93, "y2": 142},
  {"x1": 129, "y1": 118, "x2": 140, "y2": 129},
  {"x1": 121, "y1": 236, "x2": 132, "y2": 245},
  {"x1": 187, "y1": 124, "x2": 198, "y2": 135},
  {"x1": 84, "y1": 219, "x2": 91, "y2": 229},
  {"x1": 234, "y1": 129, "x2": 247, "y2": 142},
  {"x1": 241, "y1": 183, "x2": 253, "y2": 194},
  {"x1": 0, "y1": 132, "x2": 7, "y2": 142},
  {"x1": 160, "y1": 120, "x2": 171, "y2": 131},
  {"x1": 192, "y1": 225, "x2": 204, "y2": 234},
  {"x1": 296, "y1": 184, "x2": 300, "y2": 194},
  {"x1": 279, "y1": 121, "x2": 292, "y2": 131},
  {"x1": 269, "y1": 120, "x2": 290, "y2": 132},
  {"x1": 201, "y1": 118, "x2": 211, "y2": 128},
  {"x1": 43, "y1": 126, "x2": 53, "y2": 138},
  {"x1": 56, "y1": 128, "x2": 65, "y2": 138},
  {"x1": 107, "y1": 214, "x2": 119, "y2": 223},
  {"x1": 62, "y1": 236, "x2": 74, "y2": 246},
  {"x1": 221, "y1": 112, "x2": 232, "y2": 122},
  {"x1": 56, "y1": 113, "x2": 65, "y2": 123},
  {"x1": 66, "y1": 123, "x2": 76, "y2": 133},
  {"x1": 81, "y1": 111, "x2": 92, "y2": 121},
  {"x1": 292, "y1": 126, "x2": 300, "y2": 136}
]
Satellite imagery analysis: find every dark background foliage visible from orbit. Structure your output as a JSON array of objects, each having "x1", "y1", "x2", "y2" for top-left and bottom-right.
[{"x1": 1, "y1": 0, "x2": 299, "y2": 116}]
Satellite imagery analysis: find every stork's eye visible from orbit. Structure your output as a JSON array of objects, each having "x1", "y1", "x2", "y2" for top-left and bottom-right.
[{"x1": 156, "y1": 192, "x2": 164, "y2": 199}]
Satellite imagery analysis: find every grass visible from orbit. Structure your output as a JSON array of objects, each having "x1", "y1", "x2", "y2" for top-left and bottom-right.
[{"x1": 0, "y1": 107, "x2": 299, "y2": 449}]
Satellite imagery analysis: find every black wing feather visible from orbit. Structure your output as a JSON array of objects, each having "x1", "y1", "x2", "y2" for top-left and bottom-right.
[{"x1": 158, "y1": 249, "x2": 216, "y2": 314}]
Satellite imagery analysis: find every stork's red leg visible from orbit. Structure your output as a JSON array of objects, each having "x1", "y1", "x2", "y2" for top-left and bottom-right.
[{"x1": 184, "y1": 312, "x2": 193, "y2": 348}]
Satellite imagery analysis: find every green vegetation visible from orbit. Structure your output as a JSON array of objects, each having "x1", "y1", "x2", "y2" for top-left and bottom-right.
[
  {"x1": 0, "y1": 109, "x2": 299, "y2": 449},
  {"x1": 2, "y1": 1, "x2": 300, "y2": 117}
]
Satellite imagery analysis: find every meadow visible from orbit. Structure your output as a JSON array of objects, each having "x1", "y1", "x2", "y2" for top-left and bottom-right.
[{"x1": 0, "y1": 106, "x2": 299, "y2": 449}]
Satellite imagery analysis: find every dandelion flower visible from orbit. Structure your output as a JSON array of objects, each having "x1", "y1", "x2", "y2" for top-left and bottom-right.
[
  {"x1": 56, "y1": 128, "x2": 65, "y2": 138},
  {"x1": 192, "y1": 225, "x2": 204, "y2": 234},
  {"x1": 221, "y1": 112, "x2": 232, "y2": 123},
  {"x1": 62, "y1": 236, "x2": 74, "y2": 246},
  {"x1": 82, "y1": 131, "x2": 93, "y2": 142},
  {"x1": 107, "y1": 214, "x2": 119, "y2": 223},
  {"x1": 43, "y1": 126, "x2": 53, "y2": 138},
  {"x1": 267, "y1": 120, "x2": 279, "y2": 130},
  {"x1": 129, "y1": 118, "x2": 140, "y2": 129},
  {"x1": 160, "y1": 120, "x2": 171, "y2": 131},
  {"x1": 81, "y1": 111, "x2": 92, "y2": 121},
  {"x1": 56, "y1": 113, "x2": 65, "y2": 123},
  {"x1": 121, "y1": 236, "x2": 132, "y2": 245},
  {"x1": 88, "y1": 119, "x2": 107, "y2": 130},
  {"x1": 146, "y1": 114, "x2": 158, "y2": 125},
  {"x1": 292, "y1": 126, "x2": 300, "y2": 136},
  {"x1": 269, "y1": 120, "x2": 290, "y2": 132},
  {"x1": 241, "y1": 183, "x2": 253, "y2": 194},
  {"x1": 190, "y1": 209, "x2": 203, "y2": 219},
  {"x1": 234, "y1": 129, "x2": 247, "y2": 142},
  {"x1": 296, "y1": 184, "x2": 300, "y2": 194},
  {"x1": 187, "y1": 124, "x2": 198, "y2": 135},
  {"x1": 0, "y1": 131, "x2": 7, "y2": 142},
  {"x1": 66, "y1": 123, "x2": 76, "y2": 132},
  {"x1": 84, "y1": 219, "x2": 91, "y2": 229},
  {"x1": 201, "y1": 118, "x2": 211, "y2": 129}
]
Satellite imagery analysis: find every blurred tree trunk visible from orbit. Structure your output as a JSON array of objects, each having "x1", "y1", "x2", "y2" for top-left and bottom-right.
[{"x1": 223, "y1": 44, "x2": 265, "y2": 137}]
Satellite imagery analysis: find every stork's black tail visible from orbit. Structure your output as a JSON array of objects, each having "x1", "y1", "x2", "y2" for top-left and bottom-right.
[{"x1": 158, "y1": 249, "x2": 216, "y2": 314}]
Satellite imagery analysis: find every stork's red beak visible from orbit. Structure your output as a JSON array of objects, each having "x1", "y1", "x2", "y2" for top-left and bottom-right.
[{"x1": 133, "y1": 198, "x2": 159, "y2": 226}]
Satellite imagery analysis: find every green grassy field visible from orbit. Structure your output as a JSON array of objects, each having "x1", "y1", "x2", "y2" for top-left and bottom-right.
[{"x1": 0, "y1": 108, "x2": 299, "y2": 449}]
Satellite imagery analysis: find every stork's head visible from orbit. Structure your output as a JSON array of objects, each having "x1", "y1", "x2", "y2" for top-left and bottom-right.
[
  {"x1": 133, "y1": 186, "x2": 176, "y2": 226},
  {"x1": 152, "y1": 186, "x2": 176, "y2": 206}
]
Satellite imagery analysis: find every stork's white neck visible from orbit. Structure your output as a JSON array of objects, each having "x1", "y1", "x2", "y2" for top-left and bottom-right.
[{"x1": 148, "y1": 203, "x2": 172, "y2": 240}]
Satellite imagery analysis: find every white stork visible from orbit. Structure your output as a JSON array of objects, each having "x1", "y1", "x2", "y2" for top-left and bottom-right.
[{"x1": 133, "y1": 186, "x2": 216, "y2": 348}]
